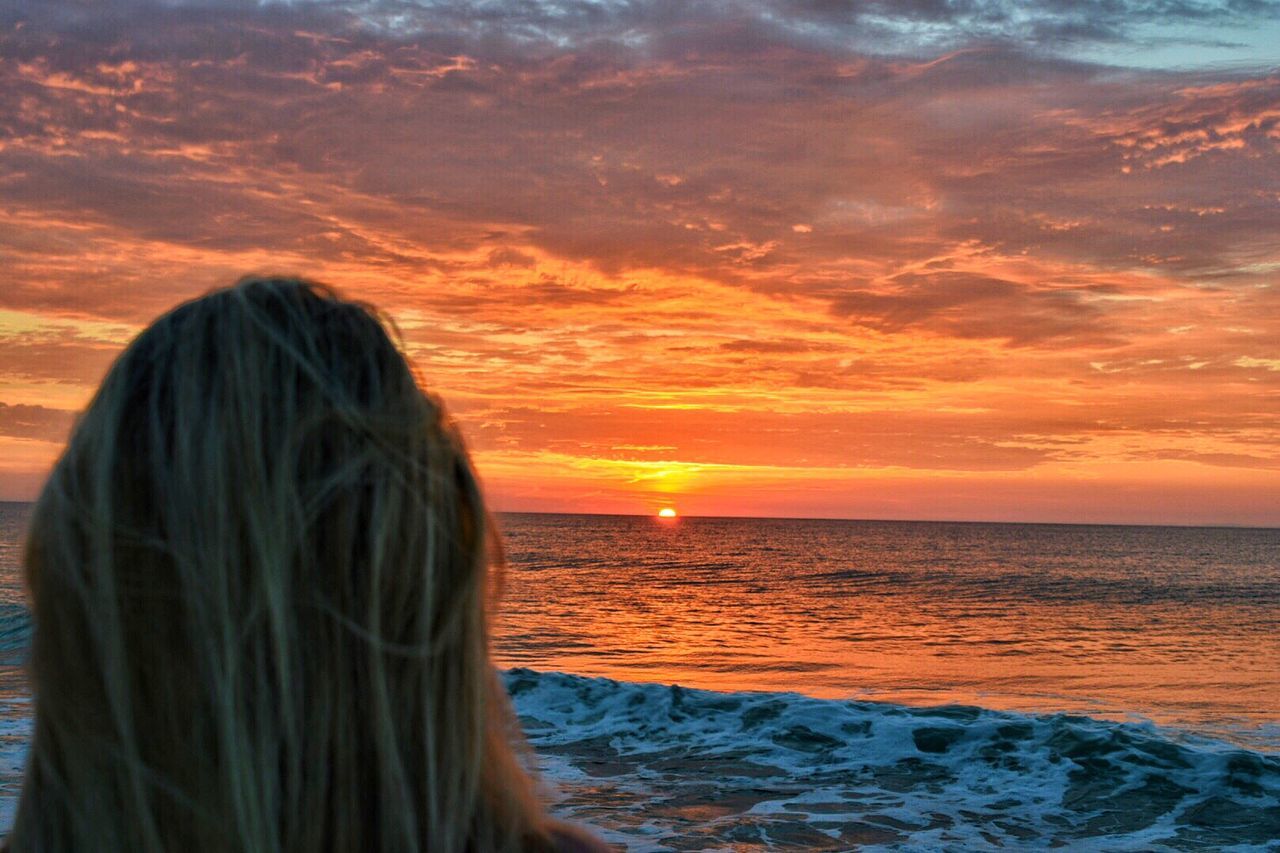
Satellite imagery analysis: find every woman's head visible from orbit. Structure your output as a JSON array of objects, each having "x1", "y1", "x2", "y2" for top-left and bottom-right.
[{"x1": 13, "y1": 278, "x2": 547, "y2": 851}]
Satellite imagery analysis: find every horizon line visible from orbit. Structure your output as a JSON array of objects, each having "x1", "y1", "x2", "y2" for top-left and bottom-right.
[
  {"x1": 492, "y1": 508, "x2": 1279, "y2": 531},
  {"x1": 1, "y1": 499, "x2": 1275, "y2": 531}
]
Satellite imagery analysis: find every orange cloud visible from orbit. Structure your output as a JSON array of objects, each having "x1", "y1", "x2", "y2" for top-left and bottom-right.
[{"x1": 0, "y1": 1, "x2": 1277, "y2": 523}]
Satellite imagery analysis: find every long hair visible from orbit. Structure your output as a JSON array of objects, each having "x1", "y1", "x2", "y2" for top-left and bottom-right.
[{"x1": 11, "y1": 278, "x2": 552, "y2": 851}]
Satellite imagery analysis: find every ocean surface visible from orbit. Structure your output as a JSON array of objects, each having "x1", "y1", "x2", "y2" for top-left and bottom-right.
[{"x1": 1, "y1": 503, "x2": 1278, "y2": 849}]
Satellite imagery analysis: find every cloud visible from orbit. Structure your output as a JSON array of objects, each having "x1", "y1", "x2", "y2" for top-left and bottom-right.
[
  {"x1": 0, "y1": 402, "x2": 75, "y2": 442},
  {"x1": 828, "y1": 272, "x2": 1117, "y2": 346},
  {"x1": 719, "y1": 338, "x2": 838, "y2": 354},
  {"x1": 457, "y1": 403, "x2": 1064, "y2": 471},
  {"x1": 1131, "y1": 449, "x2": 1280, "y2": 469},
  {"x1": 58, "y1": 1, "x2": 1267, "y2": 58},
  {"x1": 0, "y1": 0, "x2": 1277, "y2": 518},
  {"x1": 2, "y1": 4, "x2": 1274, "y2": 300}
]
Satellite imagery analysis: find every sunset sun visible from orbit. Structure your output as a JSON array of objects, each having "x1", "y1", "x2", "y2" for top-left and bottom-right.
[{"x1": 658, "y1": 508, "x2": 677, "y2": 518}]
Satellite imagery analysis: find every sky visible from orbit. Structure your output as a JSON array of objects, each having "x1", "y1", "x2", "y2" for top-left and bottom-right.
[{"x1": 1, "y1": 0, "x2": 1278, "y2": 525}]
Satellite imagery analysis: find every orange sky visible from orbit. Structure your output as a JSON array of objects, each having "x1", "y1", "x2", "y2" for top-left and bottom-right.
[{"x1": 1, "y1": 2, "x2": 1278, "y2": 525}]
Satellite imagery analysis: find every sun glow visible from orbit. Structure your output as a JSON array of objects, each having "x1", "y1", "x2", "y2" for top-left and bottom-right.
[{"x1": 658, "y1": 508, "x2": 678, "y2": 518}]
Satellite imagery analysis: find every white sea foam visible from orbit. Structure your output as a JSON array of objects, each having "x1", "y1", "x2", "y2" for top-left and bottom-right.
[{"x1": 505, "y1": 669, "x2": 1280, "y2": 851}]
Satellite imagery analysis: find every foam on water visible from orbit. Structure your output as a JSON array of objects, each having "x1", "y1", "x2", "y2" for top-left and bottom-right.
[
  {"x1": 506, "y1": 669, "x2": 1280, "y2": 851},
  {"x1": 0, "y1": 668, "x2": 1275, "y2": 848}
]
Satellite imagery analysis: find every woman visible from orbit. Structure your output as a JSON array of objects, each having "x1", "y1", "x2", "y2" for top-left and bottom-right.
[{"x1": 10, "y1": 278, "x2": 607, "y2": 851}]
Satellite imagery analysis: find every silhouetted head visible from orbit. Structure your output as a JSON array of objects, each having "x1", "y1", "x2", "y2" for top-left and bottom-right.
[{"x1": 13, "y1": 277, "x2": 550, "y2": 851}]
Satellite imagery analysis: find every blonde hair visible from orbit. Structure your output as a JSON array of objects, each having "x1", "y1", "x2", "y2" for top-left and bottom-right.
[{"x1": 12, "y1": 278, "x2": 553, "y2": 851}]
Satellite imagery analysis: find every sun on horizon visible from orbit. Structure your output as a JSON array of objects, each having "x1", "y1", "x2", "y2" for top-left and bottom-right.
[{"x1": 658, "y1": 508, "x2": 678, "y2": 518}]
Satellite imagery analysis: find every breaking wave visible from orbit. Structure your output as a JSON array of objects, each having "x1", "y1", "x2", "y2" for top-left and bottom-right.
[{"x1": 506, "y1": 669, "x2": 1280, "y2": 851}]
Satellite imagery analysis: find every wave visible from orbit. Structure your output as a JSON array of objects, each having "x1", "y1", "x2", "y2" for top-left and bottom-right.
[
  {"x1": 0, "y1": 640, "x2": 1274, "y2": 847},
  {"x1": 0, "y1": 606, "x2": 29, "y2": 663},
  {"x1": 504, "y1": 669, "x2": 1280, "y2": 851}
]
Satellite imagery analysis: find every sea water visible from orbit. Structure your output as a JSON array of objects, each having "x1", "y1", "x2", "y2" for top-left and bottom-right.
[{"x1": 0, "y1": 503, "x2": 1276, "y2": 849}]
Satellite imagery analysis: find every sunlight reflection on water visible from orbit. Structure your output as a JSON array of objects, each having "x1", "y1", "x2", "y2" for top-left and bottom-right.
[{"x1": 492, "y1": 513, "x2": 1280, "y2": 750}]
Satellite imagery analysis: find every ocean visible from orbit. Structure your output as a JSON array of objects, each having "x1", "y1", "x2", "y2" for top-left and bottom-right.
[{"x1": 0, "y1": 503, "x2": 1277, "y2": 849}]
